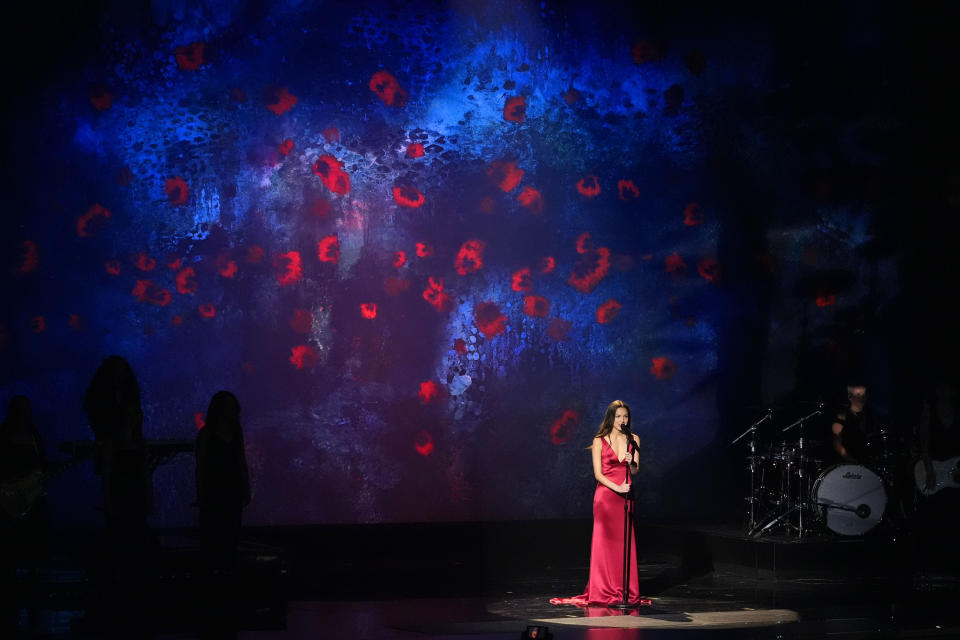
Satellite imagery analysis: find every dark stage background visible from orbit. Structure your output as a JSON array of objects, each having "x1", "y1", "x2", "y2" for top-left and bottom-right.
[{"x1": 0, "y1": 0, "x2": 955, "y2": 528}]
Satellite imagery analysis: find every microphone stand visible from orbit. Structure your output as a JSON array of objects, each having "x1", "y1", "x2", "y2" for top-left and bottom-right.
[
  {"x1": 781, "y1": 405, "x2": 822, "y2": 538},
  {"x1": 732, "y1": 411, "x2": 771, "y2": 535},
  {"x1": 614, "y1": 425, "x2": 638, "y2": 610}
]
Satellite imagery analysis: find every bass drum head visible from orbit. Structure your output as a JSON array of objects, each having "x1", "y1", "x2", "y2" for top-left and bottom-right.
[{"x1": 812, "y1": 464, "x2": 886, "y2": 536}]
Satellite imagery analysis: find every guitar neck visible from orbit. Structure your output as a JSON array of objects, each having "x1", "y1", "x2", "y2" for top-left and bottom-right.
[{"x1": 60, "y1": 439, "x2": 195, "y2": 458}]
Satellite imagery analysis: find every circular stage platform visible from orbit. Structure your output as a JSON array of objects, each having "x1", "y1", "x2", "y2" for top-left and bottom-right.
[{"x1": 489, "y1": 596, "x2": 799, "y2": 631}]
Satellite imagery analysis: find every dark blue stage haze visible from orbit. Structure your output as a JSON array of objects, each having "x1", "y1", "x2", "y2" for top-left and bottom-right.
[{"x1": 0, "y1": 1, "x2": 907, "y2": 526}]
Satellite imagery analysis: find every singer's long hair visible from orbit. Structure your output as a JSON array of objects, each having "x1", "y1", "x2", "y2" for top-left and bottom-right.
[{"x1": 590, "y1": 400, "x2": 631, "y2": 445}]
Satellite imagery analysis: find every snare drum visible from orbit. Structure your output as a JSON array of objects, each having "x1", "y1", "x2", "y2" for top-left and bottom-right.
[{"x1": 811, "y1": 464, "x2": 886, "y2": 536}]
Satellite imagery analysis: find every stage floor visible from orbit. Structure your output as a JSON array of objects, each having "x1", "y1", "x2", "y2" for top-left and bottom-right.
[
  {"x1": 6, "y1": 522, "x2": 960, "y2": 638},
  {"x1": 158, "y1": 571, "x2": 958, "y2": 639},
  {"x1": 11, "y1": 558, "x2": 960, "y2": 638},
  {"x1": 223, "y1": 567, "x2": 958, "y2": 639}
]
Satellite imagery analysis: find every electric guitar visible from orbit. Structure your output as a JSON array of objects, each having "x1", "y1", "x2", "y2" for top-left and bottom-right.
[
  {"x1": 0, "y1": 439, "x2": 196, "y2": 521},
  {"x1": 60, "y1": 438, "x2": 195, "y2": 472},
  {"x1": 0, "y1": 457, "x2": 87, "y2": 520},
  {"x1": 914, "y1": 456, "x2": 960, "y2": 496}
]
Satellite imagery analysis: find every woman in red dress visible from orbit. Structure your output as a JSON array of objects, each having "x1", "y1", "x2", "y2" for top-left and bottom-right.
[{"x1": 552, "y1": 400, "x2": 640, "y2": 605}]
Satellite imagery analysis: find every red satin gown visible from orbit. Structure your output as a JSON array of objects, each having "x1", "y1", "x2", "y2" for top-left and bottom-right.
[{"x1": 551, "y1": 437, "x2": 639, "y2": 606}]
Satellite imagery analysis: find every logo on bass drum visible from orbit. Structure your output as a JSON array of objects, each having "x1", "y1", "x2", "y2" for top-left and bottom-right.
[{"x1": 842, "y1": 472, "x2": 863, "y2": 479}]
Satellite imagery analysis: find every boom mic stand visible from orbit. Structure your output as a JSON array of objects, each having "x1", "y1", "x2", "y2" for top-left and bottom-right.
[
  {"x1": 614, "y1": 426, "x2": 639, "y2": 610},
  {"x1": 732, "y1": 410, "x2": 772, "y2": 535},
  {"x1": 781, "y1": 404, "x2": 822, "y2": 538}
]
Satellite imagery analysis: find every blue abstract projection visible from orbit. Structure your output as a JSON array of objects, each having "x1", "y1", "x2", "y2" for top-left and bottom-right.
[{"x1": 0, "y1": 1, "x2": 900, "y2": 526}]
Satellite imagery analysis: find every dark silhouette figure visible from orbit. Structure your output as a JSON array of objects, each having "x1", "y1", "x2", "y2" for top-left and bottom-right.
[
  {"x1": 0, "y1": 395, "x2": 47, "y2": 545},
  {"x1": 84, "y1": 356, "x2": 152, "y2": 553},
  {"x1": 913, "y1": 373, "x2": 960, "y2": 572},
  {"x1": 82, "y1": 356, "x2": 154, "y2": 636},
  {"x1": 195, "y1": 391, "x2": 251, "y2": 640},
  {"x1": 0, "y1": 395, "x2": 48, "y2": 634},
  {"x1": 196, "y1": 390, "x2": 251, "y2": 569}
]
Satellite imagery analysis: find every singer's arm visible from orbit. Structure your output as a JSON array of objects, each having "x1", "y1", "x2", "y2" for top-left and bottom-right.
[{"x1": 592, "y1": 437, "x2": 630, "y2": 493}]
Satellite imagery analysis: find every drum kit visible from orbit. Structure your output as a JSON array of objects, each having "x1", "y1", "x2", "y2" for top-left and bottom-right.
[{"x1": 733, "y1": 405, "x2": 901, "y2": 538}]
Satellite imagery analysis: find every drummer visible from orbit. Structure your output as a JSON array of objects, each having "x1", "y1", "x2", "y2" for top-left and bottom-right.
[{"x1": 831, "y1": 379, "x2": 884, "y2": 465}]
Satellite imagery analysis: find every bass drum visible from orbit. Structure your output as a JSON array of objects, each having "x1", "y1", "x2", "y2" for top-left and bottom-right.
[{"x1": 812, "y1": 464, "x2": 886, "y2": 536}]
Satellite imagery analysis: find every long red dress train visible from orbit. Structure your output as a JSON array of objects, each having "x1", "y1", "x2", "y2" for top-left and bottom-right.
[{"x1": 551, "y1": 438, "x2": 639, "y2": 605}]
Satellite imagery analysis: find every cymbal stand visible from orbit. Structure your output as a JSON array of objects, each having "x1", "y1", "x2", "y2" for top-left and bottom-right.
[
  {"x1": 781, "y1": 404, "x2": 823, "y2": 537},
  {"x1": 732, "y1": 410, "x2": 772, "y2": 535}
]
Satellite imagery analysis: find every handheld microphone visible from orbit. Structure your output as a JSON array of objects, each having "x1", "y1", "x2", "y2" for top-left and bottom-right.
[{"x1": 622, "y1": 423, "x2": 634, "y2": 450}]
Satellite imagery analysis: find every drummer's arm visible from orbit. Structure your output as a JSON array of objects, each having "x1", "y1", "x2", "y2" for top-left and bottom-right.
[{"x1": 832, "y1": 420, "x2": 847, "y2": 458}]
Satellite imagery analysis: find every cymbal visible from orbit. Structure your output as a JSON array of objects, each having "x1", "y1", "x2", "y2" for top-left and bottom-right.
[{"x1": 744, "y1": 399, "x2": 825, "y2": 410}]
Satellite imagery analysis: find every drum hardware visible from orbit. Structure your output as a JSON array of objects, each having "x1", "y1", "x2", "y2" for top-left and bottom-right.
[
  {"x1": 731, "y1": 409, "x2": 773, "y2": 536},
  {"x1": 772, "y1": 403, "x2": 823, "y2": 537},
  {"x1": 814, "y1": 501, "x2": 872, "y2": 519},
  {"x1": 767, "y1": 442, "x2": 799, "y2": 462},
  {"x1": 740, "y1": 407, "x2": 906, "y2": 539},
  {"x1": 751, "y1": 497, "x2": 799, "y2": 537},
  {"x1": 748, "y1": 451, "x2": 823, "y2": 537},
  {"x1": 865, "y1": 425, "x2": 897, "y2": 463}
]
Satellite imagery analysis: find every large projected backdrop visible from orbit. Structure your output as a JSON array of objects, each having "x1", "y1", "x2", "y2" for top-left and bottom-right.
[{"x1": 0, "y1": 2, "x2": 906, "y2": 526}]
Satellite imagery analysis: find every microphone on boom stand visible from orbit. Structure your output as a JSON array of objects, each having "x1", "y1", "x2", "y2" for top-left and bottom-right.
[{"x1": 615, "y1": 419, "x2": 638, "y2": 609}]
